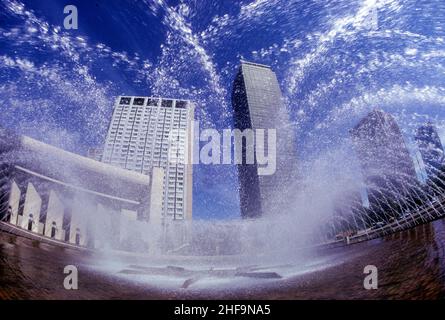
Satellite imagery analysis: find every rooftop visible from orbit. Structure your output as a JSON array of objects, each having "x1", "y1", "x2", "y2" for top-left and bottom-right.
[
  {"x1": 240, "y1": 60, "x2": 271, "y2": 69},
  {"x1": 117, "y1": 96, "x2": 192, "y2": 102},
  {"x1": 350, "y1": 109, "x2": 387, "y2": 134}
]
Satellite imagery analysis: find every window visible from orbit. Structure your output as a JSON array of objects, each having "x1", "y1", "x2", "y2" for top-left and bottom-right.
[
  {"x1": 147, "y1": 98, "x2": 159, "y2": 106},
  {"x1": 161, "y1": 100, "x2": 173, "y2": 108},
  {"x1": 133, "y1": 98, "x2": 145, "y2": 105},
  {"x1": 175, "y1": 100, "x2": 187, "y2": 109},
  {"x1": 120, "y1": 97, "x2": 131, "y2": 105}
]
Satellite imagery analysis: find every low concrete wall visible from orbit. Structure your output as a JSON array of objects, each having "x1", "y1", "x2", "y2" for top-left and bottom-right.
[{"x1": 0, "y1": 221, "x2": 90, "y2": 251}]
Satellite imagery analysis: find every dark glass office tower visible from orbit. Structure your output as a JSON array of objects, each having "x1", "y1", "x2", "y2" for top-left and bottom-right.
[
  {"x1": 231, "y1": 61, "x2": 298, "y2": 218},
  {"x1": 350, "y1": 110, "x2": 418, "y2": 216},
  {"x1": 415, "y1": 122, "x2": 444, "y2": 179}
]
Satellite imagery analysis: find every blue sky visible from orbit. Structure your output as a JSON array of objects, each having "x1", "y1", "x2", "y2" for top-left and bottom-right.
[{"x1": 1, "y1": 0, "x2": 445, "y2": 219}]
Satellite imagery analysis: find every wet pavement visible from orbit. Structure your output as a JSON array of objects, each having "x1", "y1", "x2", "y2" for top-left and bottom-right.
[{"x1": 1, "y1": 219, "x2": 445, "y2": 299}]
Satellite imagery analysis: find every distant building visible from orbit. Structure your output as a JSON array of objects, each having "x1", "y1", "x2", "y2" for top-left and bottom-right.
[
  {"x1": 231, "y1": 61, "x2": 298, "y2": 218},
  {"x1": 350, "y1": 110, "x2": 418, "y2": 214},
  {"x1": 101, "y1": 96, "x2": 194, "y2": 221},
  {"x1": 0, "y1": 127, "x2": 164, "y2": 250},
  {"x1": 87, "y1": 147, "x2": 103, "y2": 162},
  {"x1": 415, "y1": 122, "x2": 444, "y2": 179}
]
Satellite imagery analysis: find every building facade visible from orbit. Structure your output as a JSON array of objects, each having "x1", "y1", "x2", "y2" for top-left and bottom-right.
[
  {"x1": 101, "y1": 96, "x2": 194, "y2": 221},
  {"x1": 415, "y1": 122, "x2": 445, "y2": 179},
  {"x1": 231, "y1": 61, "x2": 298, "y2": 218},
  {"x1": 0, "y1": 127, "x2": 164, "y2": 251},
  {"x1": 350, "y1": 110, "x2": 418, "y2": 215}
]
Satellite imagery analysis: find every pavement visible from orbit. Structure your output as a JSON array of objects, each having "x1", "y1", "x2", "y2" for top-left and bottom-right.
[{"x1": 1, "y1": 219, "x2": 445, "y2": 299}]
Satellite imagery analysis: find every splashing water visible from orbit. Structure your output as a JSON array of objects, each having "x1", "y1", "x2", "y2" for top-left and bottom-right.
[{"x1": 1, "y1": 0, "x2": 445, "y2": 289}]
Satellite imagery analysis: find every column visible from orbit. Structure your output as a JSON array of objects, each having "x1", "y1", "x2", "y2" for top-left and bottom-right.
[
  {"x1": 44, "y1": 190, "x2": 65, "y2": 241},
  {"x1": 21, "y1": 182, "x2": 42, "y2": 234},
  {"x1": 7, "y1": 180, "x2": 21, "y2": 225}
]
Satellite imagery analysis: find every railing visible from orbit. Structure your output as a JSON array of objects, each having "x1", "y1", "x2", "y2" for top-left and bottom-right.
[{"x1": 342, "y1": 195, "x2": 445, "y2": 245}]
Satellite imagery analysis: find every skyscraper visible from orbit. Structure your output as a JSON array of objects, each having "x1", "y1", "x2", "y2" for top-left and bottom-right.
[
  {"x1": 350, "y1": 109, "x2": 418, "y2": 212},
  {"x1": 102, "y1": 96, "x2": 194, "y2": 221},
  {"x1": 415, "y1": 122, "x2": 444, "y2": 179},
  {"x1": 231, "y1": 61, "x2": 298, "y2": 218}
]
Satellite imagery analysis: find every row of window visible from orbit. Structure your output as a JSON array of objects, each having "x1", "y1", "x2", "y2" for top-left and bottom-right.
[
  {"x1": 106, "y1": 139, "x2": 186, "y2": 150},
  {"x1": 113, "y1": 108, "x2": 188, "y2": 116},
  {"x1": 119, "y1": 97, "x2": 189, "y2": 109},
  {"x1": 109, "y1": 122, "x2": 188, "y2": 134},
  {"x1": 105, "y1": 147, "x2": 185, "y2": 158},
  {"x1": 105, "y1": 129, "x2": 187, "y2": 147}
]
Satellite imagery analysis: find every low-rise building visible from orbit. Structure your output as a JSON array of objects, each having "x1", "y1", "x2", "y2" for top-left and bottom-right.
[{"x1": 0, "y1": 127, "x2": 164, "y2": 251}]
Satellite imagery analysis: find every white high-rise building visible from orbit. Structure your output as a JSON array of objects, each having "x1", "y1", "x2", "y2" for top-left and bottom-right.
[{"x1": 102, "y1": 96, "x2": 194, "y2": 221}]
